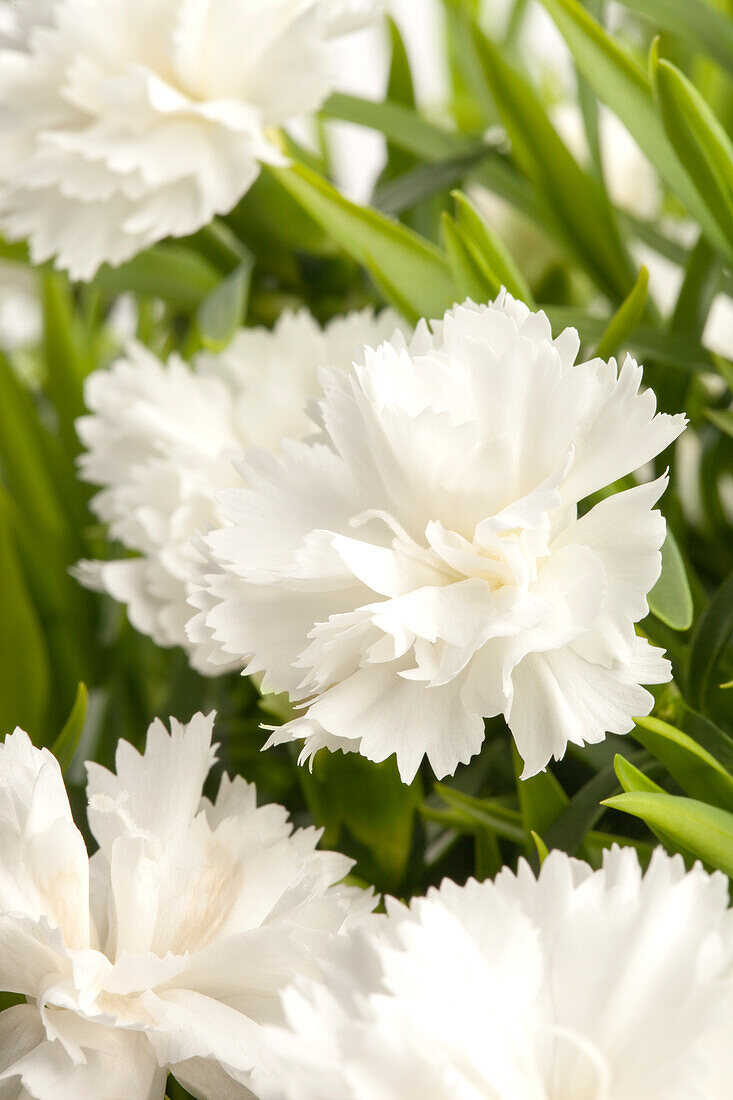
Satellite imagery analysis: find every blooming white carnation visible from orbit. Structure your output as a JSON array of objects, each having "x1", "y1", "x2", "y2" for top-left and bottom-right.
[
  {"x1": 195, "y1": 292, "x2": 686, "y2": 781},
  {"x1": 0, "y1": 0, "x2": 379, "y2": 280},
  {"x1": 76, "y1": 307, "x2": 404, "y2": 674},
  {"x1": 258, "y1": 847, "x2": 733, "y2": 1100},
  {"x1": 0, "y1": 712, "x2": 372, "y2": 1098}
]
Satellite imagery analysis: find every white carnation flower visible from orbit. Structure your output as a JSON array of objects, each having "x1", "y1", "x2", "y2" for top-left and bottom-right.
[
  {"x1": 0, "y1": 713, "x2": 373, "y2": 1098},
  {"x1": 258, "y1": 847, "x2": 733, "y2": 1100},
  {"x1": 0, "y1": 0, "x2": 378, "y2": 280},
  {"x1": 196, "y1": 292, "x2": 686, "y2": 781},
  {"x1": 76, "y1": 307, "x2": 405, "y2": 674}
]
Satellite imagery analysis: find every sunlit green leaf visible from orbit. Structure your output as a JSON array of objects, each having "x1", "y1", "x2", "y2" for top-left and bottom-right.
[
  {"x1": 197, "y1": 257, "x2": 253, "y2": 351},
  {"x1": 603, "y1": 789, "x2": 733, "y2": 876},
  {"x1": 442, "y1": 211, "x2": 500, "y2": 302},
  {"x1": 470, "y1": 20, "x2": 635, "y2": 301},
  {"x1": 452, "y1": 191, "x2": 534, "y2": 304},
  {"x1": 595, "y1": 265, "x2": 648, "y2": 359},
  {"x1": 535, "y1": 0, "x2": 731, "y2": 256},
  {"x1": 322, "y1": 92, "x2": 470, "y2": 161},
  {"x1": 272, "y1": 162, "x2": 457, "y2": 322},
  {"x1": 93, "y1": 244, "x2": 219, "y2": 308},
  {"x1": 611, "y1": 0, "x2": 733, "y2": 76},
  {"x1": 652, "y1": 49, "x2": 733, "y2": 263},
  {"x1": 52, "y1": 682, "x2": 88, "y2": 773},
  {"x1": 633, "y1": 716, "x2": 733, "y2": 812},
  {"x1": 648, "y1": 530, "x2": 694, "y2": 631}
]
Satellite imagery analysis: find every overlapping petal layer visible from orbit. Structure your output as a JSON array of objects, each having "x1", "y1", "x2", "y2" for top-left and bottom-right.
[
  {"x1": 258, "y1": 847, "x2": 733, "y2": 1100},
  {"x1": 0, "y1": 715, "x2": 371, "y2": 1098},
  {"x1": 197, "y1": 293, "x2": 686, "y2": 780}
]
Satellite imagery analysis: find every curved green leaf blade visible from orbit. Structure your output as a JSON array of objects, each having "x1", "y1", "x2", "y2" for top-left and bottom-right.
[
  {"x1": 652, "y1": 51, "x2": 733, "y2": 263},
  {"x1": 595, "y1": 264, "x2": 648, "y2": 359},
  {"x1": 611, "y1": 0, "x2": 733, "y2": 76},
  {"x1": 633, "y1": 716, "x2": 733, "y2": 812},
  {"x1": 322, "y1": 92, "x2": 470, "y2": 161},
  {"x1": 687, "y1": 571, "x2": 733, "y2": 712},
  {"x1": 535, "y1": 0, "x2": 732, "y2": 257},
  {"x1": 603, "y1": 790, "x2": 733, "y2": 876},
  {"x1": 52, "y1": 683, "x2": 88, "y2": 774},
  {"x1": 442, "y1": 211, "x2": 500, "y2": 302},
  {"x1": 648, "y1": 529, "x2": 694, "y2": 631},
  {"x1": 93, "y1": 244, "x2": 219, "y2": 308},
  {"x1": 452, "y1": 191, "x2": 534, "y2": 305},
  {"x1": 0, "y1": 491, "x2": 50, "y2": 735},
  {"x1": 272, "y1": 163, "x2": 457, "y2": 322},
  {"x1": 470, "y1": 20, "x2": 634, "y2": 302},
  {"x1": 197, "y1": 257, "x2": 253, "y2": 351}
]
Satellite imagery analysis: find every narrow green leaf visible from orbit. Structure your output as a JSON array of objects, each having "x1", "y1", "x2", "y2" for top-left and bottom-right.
[
  {"x1": 52, "y1": 683, "x2": 88, "y2": 774},
  {"x1": 613, "y1": 753, "x2": 693, "y2": 857},
  {"x1": 595, "y1": 265, "x2": 648, "y2": 359},
  {"x1": 535, "y1": 0, "x2": 731, "y2": 255},
  {"x1": 530, "y1": 830, "x2": 550, "y2": 864},
  {"x1": 706, "y1": 408, "x2": 733, "y2": 439},
  {"x1": 470, "y1": 20, "x2": 635, "y2": 301},
  {"x1": 434, "y1": 785, "x2": 527, "y2": 844},
  {"x1": 0, "y1": 351, "x2": 75, "y2": 544},
  {"x1": 688, "y1": 571, "x2": 733, "y2": 712},
  {"x1": 545, "y1": 308, "x2": 717, "y2": 373},
  {"x1": 0, "y1": 491, "x2": 50, "y2": 736},
  {"x1": 603, "y1": 790, "x2": 733, "y2": 876},
  {"x1": 611, "y1": 0, "x2": 733, "y2": 76},
  {"x1": 677, "y1": 705, "x2": 733, "y2": 775},
  {"x1": 452, "y1": 191, "x2": 535, "y2": 305},
  {"x1": 614, "y1": 753, "x2": 665, "y2": 794},
  {"x1": 93, "y1": 244, "x2": 220, "y2": 308},
  {"x1": 633, "y1": 716, "x2": 733, "y2": 812},
  {"x1": 543, "y1": 761, "x2": 628, "y2": 855},
  {"x1": 442, "y1": 212, "x2": 500, "y2": 302},
  {"x1": 322, "y1": 92, "x2": 470, "y2": 161},
  {"x1": 652, "y1": 51, "x2": 733, "y2": 262},
  {"x1": 648, "y1": 529, "x2": 694, "y2": 631},
  {"x1": 41, "y1": 274, "x2": 87, "y2": 459},
  {"x1": 272, "y1": 162, "x2": 457, "y2": 322},
  {"x1": 300, "y1": 753, "x2": 422, "y2": 893},
  {"x1": 374, "y1": 146, "x2": 490, "y2": 217},
  {"x1": 513, "y1": 746, "x2": 568, "y2": 842},
  {"x1": 196, "y1": 257, "x2": 253, "y2": 351}
]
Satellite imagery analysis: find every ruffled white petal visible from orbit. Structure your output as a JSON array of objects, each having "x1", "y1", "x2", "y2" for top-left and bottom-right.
[
  {"x1": 76, "y1": 308, "x2": 406, "y2": 672},
  {"x1": 200, "y1": 291, "x2": 685, "y2": 780},
  {"x1": 0, "y1": 0, "x2": 379, "y2": 277},
  {"x1": 258, "y1": 848, "x2": 733, "y2": 1100}
]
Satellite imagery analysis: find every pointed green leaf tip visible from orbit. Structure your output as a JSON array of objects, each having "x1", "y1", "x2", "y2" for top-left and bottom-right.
[
  {"x1": 52, "y1": 682, "x2": 88, "y2": 773},
  {"x1": 197, "y1": 257, "x2": 253, "y2": 351},
  {"x1": 648, "y1": 530, "x2": 693, "y2": 632},
  {"x1": 595, "y1": 265, "x2": 648, "y2": 360}
]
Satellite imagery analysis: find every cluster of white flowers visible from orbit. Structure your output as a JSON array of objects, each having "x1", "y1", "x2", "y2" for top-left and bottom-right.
[
  {"x1": 193, "y1": 292, "x2": 686, "y2": 781},
  {"x1": 76, "y1": 307, "x2": 404, "y2": 672},
  {"x1": 0, "y1": 0, "x2": 379, "y2": 280},
  {"x1": 0, "y1": 713, "x2": 373, "y2": 1098},
  {"x1": 258, "y1": 847, "x2": 733, "y2": 1100},
  {"x1": 1, "y1": 3, "x2": 725, "y2": 1098}
]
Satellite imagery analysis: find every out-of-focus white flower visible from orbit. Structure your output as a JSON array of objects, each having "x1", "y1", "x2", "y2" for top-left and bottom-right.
[
  {"x1": 258, "y1": 847, "x2": 733, "y2": 1100},
  {"x1": 76, "y1": 308, "x2": 405, "y2": 673},
  {"x1": 196, "y1": 293, "x2": 686, "y2": 782},
  {"x1": 0, "y1": 260, "x2": 40, "y2": 350},
  {"x1": 0, "y1": 713, "x2": 372, "y2": 1099},
  {"x1": 0, "y1": 0, "x2": 379, "y2": 281}
]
